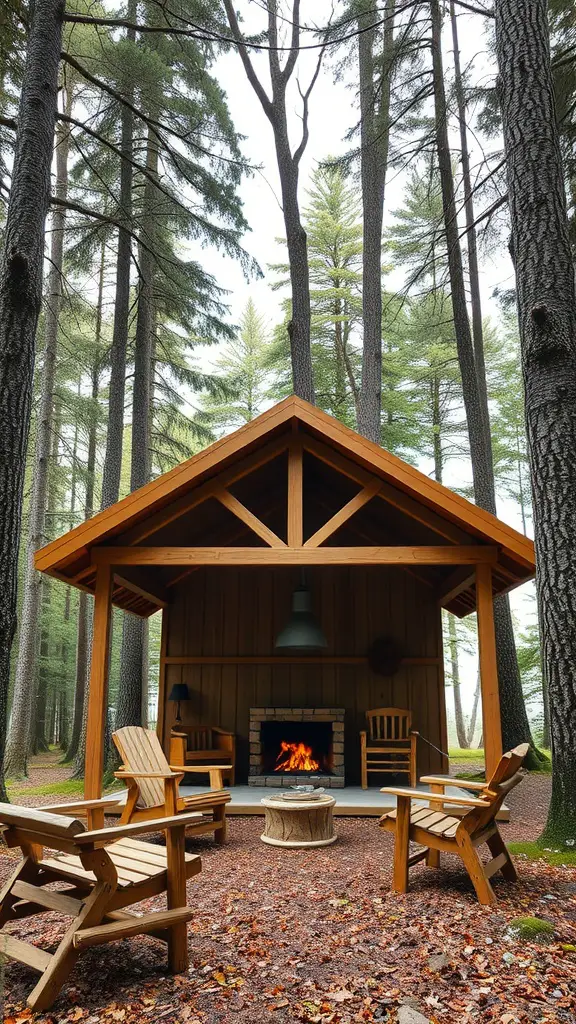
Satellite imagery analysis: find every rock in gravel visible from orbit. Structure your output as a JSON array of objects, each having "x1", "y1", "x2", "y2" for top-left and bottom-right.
[
  {"x1": 428, "y1": 952, "x2": 449, "y2": 972},
  {"x1": 397, "y1": 1007, "x2": 431, "y2": 1024},
  {"x1": 505, "y1": 917, "x2": 556, "y2": 944}
]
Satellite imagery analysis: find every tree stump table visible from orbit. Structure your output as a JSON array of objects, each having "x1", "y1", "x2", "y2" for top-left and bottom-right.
[{"x1": 260, "y1": 794, "x2": 337, "y2": 848}]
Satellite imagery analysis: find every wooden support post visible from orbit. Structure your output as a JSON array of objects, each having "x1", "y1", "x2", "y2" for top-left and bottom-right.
[
  {"x1": 84, "y1": 563, "x2": 113, "y2": 828},
  {"x1": 476, "y1": 563, "x2": 502, "y2": 779},
  {"x1": 287, "y1": 439, "x2": 303, "y2": 547}
]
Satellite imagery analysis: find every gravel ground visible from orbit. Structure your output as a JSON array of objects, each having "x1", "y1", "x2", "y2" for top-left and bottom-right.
[{"x1": 1, "y1": 766, "x2": 574, "y2": 1023}]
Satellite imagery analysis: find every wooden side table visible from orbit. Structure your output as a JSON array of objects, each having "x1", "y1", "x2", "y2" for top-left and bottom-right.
[{"x1": 260, "y1": 794, "x2": 337, "y2": 848}]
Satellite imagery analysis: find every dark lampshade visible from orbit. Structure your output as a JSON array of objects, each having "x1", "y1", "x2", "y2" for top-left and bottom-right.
[
  {"x1": 275, "y1": 585, "x2": 328, "y2": 653},
  {"x1": 168, "y1": 683, "x2": 189, "y2": 725},
  {"x1": 168, "y1": 684, "x2": 190, "y2": 703}
]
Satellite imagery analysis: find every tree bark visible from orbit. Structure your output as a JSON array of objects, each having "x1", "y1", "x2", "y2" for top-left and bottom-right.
[
  {"x1": 495, "y1": 0, "x2": 576, "y2": 839},
  {"x1": 66, "y1": 250, "x2": 103, "y2": 766},
  {"x1": 116, "y1": 114, "x2": 157, "y2": 733},
  {"x1": 449, "y1": 1, "x2": 488, "y2": 412},
  {"x1": 3, "y1": 58, "x2": 68, "y2": 780},
  {"x1": 33, "y1": 395, "x2": 62, "y2": 755},
  {"x1": 100, "y1": 10, "x2": 135, "y2": 510},
  {"x1": 356, "y1": 0, "x2": 395, "y2": 442},
  {"x1": 430, "y1": 0, "x2": 540, "y2": 767}
]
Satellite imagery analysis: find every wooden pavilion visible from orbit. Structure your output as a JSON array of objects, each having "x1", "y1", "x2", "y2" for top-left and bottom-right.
[{"x1": 35, "y1": 397, "x2": 535, "y2": 806}]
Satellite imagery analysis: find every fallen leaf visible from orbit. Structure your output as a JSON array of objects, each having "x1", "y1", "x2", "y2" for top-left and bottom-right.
[{"x1": 331, "y1": 989, "x2": 354, "y2": 1002}]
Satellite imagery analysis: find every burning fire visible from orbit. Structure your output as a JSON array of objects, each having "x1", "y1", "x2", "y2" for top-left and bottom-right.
[{"x1": 275, "y1": 740, "x2": 320, "y2": 773}]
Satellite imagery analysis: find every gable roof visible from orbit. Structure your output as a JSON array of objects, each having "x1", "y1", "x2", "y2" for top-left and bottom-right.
[{"x1": 35, "y1": 396, "x2": 535, "y2": 616}]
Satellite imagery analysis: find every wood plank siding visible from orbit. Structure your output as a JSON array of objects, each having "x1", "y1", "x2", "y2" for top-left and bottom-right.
[{"x1": 161, "y1": 565, "x2": 448, "y2": 783}]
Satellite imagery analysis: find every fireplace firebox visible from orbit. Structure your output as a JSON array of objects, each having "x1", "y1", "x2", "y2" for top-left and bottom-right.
[{"x1": 249, "y1": 708, "x2": 345, "y2": 788}]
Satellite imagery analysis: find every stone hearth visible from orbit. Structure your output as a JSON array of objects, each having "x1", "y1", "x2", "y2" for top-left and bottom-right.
[{"x1": 248, "y1": 707, "x2": 345, "y2": 788}]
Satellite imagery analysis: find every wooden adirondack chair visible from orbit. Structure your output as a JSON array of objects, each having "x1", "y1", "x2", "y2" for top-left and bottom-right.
[
  {"x1": 360, "y1": 708, "x2": 418, "y2": 789},
  {"x1": 113, "y1": 727, "x2": 231, "y2": 843},
  {"x1": 0, "y1": 799, "x2": 202, "y2": 1010},
  {"x1": 379, "y1": 743, "x2": 529, "y2": 904},
  {"x1": 169, "y1": 725, "x2": 236, "y2": 786}
]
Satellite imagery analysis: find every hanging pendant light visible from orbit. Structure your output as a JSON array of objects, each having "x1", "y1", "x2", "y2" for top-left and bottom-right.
[{"x1": 275, "y1": 575, "x2": 328, "y2": 653}]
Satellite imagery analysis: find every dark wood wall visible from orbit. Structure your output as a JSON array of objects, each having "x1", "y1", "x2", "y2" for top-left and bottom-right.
[{"x1": 159, "y1": 565, "x2": 447, "y2": 783}]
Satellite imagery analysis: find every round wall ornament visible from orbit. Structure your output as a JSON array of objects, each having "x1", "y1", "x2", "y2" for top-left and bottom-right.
[{"x1": 367, "y1": 635, "x2": 402, "y2": 676}]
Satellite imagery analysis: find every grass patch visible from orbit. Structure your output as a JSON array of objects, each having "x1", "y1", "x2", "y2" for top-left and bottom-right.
[
  {"x1": 449, "y1": 748, "x2": 484, "y2": 761},
  {"x1": 454, "y1": 771, "x2": 486, "y2": 783},
  {"x1": 7, "y1": 777, "x2": 123, "y2": 799},
  {"x1": 7, "y1": 778, "x2": 86, "y2": 798},
  {"x1": 509, "y1": 840, "x2": 576, "y2": 867}
]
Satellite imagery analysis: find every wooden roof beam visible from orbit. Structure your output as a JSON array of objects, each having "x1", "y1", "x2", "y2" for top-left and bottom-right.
[
  {"x1": 303, "y1": 435, "x2": 473, "y2": 545},
  {"x1": 214, "y1": 487, "x2": 286, "y2": 547},
  {"x1": 304, "y1": 481, "x2": 382, "y2": 548},
  {"x1": 120, "y1": 434, "x2": 290, "y2": 547},
  {"x1": 113, "y1": 574, "x2": 167, "y2": 609},
  {"x1": 93, "y1": 545, "x2": 498, "y2": 567},
  {"x1": 436, "y1": 567, "x2": 477, "y2": 608}
]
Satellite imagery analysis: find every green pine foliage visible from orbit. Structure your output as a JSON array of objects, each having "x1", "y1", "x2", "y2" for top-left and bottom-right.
[
  {"x1": 200, "y1": 299, "x2": 271, "y2": 435},
  {"x1": 268, "y1": 163, "x2": 363, "y2": 425}
]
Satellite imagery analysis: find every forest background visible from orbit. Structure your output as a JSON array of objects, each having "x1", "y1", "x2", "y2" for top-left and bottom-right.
[{"x1": 0, "y1": 0, "x2": 564, "y2": 782}]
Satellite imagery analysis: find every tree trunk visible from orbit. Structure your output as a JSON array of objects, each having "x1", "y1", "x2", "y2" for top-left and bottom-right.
[
  {"x1": 356, "y1": 0, "x2": 395, "y2": 442},
  {"x1": 3, "y1": 64, "x2": 69, "y2": 780},
  {"x1": 59, "y1": 686, "x2": 68, "y2": 749},
  {"x1": 222, "y1": 0, "x2": 315, "y2": 403},
  {"x1": 100, "y1": 10, "x2": 135, "y2": 510},
  {"x1": 275, "y1": 129, "x2": 314, "y2": 403},
  {"x1": 448, "y1": 614, "x2": 469, "y2": 748},
  {"x1": 467, "y1": 671, "x2": 480, "y2": 746},
  {"x1": 495, "y1": 0, "x2": 576, "y2": 839},
  {"x1": 66, "y1": 247, "x2": 103, "y2": 766},
  {"x1": 116, "y1": 117, "x2": 157, "y2": 732},
  {"x1": 541, "y1": 666, "x2": 551, "y2": 750},
  {"x1": 430, "y1": 0, "x2": 540, "y2": 767},
  {"x1": 449, "y1": 1, "x2": 489, "y2": 411},
  {"x1": 34, "y1": 395, "x2": 62, "y2": 756}
]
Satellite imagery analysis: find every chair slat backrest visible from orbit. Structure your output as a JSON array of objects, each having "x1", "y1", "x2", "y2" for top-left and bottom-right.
[
  {"x1": 186, "y1": 727, "x2": 212, "y2": 751},
  {"x1": 113, "y1": 727, "x2": 173, "y2": 809},
  {"x1": 367, "y1": 708, "x2": 411, "y2": 743},
  {"x1": 457, "y1": 743, "x2": 529, "y2": 839}
]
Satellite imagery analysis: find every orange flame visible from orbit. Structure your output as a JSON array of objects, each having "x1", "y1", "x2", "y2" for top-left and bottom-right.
[{"x1": 275, "y1": 740, "x2": 320, "y2": 773}]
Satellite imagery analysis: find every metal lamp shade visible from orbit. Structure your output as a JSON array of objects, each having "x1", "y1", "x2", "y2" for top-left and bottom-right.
[{"x1": 275, "y1": 586, "x2": 328, "y2": 653}]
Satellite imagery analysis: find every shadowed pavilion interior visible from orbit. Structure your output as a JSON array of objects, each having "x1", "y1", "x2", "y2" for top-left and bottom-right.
[{"x1": 34, "y1": 397, "x2": 536, "y2": 822}]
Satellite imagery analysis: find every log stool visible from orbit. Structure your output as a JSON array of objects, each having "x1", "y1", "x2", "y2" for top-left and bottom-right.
[{"x1": 260, "y1": 794, "x2": 337, "y2": 848}]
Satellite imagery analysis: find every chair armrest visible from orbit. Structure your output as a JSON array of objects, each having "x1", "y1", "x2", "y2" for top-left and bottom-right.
[
  {"x1": 171, "y1": 764, "x2": 231, "y2": 772},
  {"x1": 39, "y1": 796, "x2": 122, "y2": 815},
  {"x1": 409, "y1": 730, "x2": 419, "y2": 736},
  {"x1": 76, "y1": 811, "x2": 208, "y2": 845},
  {"x1": 380, "y1": 786, "x2": 489, "y2": 807},
  {"x1": 170, "y1": 731, "x2": 188, "y2": 738},
  {"x1": 419, "y1": 775, "x2": 487, "y2": 791},
  {"x1": 114, "y1": 770, "x2": 182, "y2": 780},
  {"x1": 211, "y1": 727, "x2": 234, "y2": 737},
  {"x1": 182, "y1": 791, "x2": 231, "y2": 809}
]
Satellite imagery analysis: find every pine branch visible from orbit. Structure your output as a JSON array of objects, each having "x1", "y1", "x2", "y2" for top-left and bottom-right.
[{"x1": 58, "y1": 112, "x2": 197, "y2": 226}]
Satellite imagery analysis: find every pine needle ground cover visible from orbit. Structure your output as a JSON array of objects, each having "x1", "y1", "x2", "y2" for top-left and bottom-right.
[{"x1": 1, "y1": 773, "x2": 574, "y2": 1023}]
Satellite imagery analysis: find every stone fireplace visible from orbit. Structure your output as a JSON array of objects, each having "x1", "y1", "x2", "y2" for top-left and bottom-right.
[{"x1": 249, "y1": 707, "x2": 345, "y2": 787}]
